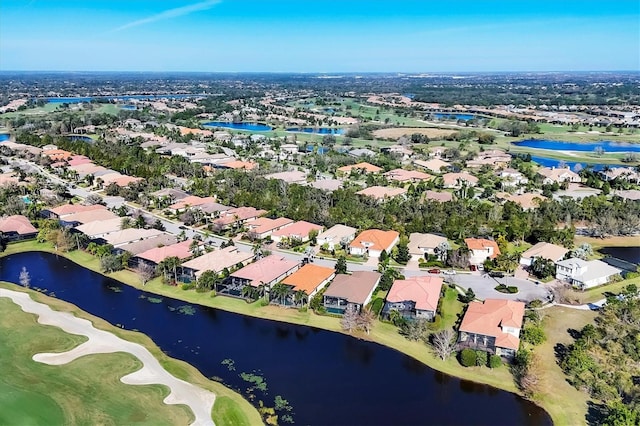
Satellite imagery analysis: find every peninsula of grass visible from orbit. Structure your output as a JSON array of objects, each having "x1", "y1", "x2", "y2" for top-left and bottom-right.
[
  {"x1": 2, "y1": 240, "x2": 616, "y2": 425},
  {"x1": 0, "y1": 280, "x2": 262, "y2": 426}
]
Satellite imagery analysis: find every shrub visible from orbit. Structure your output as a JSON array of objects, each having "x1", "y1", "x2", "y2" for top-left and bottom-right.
[
  {"x1": 181, "y1": 283, "x2": 195, "y2": 290},
  {"x1": 428, "y1": 314, "x2": 442, "y2": 331},
  {"x1": 370, "y1": 298, "x2": 384, "y2": 316},
  {"x1": 460, "y1": 348, "x2": 477, "y2": 367},
  {"x1": 507, "y1": 286, "x2": 519, "y2": 294},
  {"x1": 522, "y1": 325, "x2": 547, "y2": 345},
  {"x1": 528, "y1": 299, "x2": 543, "y2": 309},
  {"x1": 489, "y1": 355, "x2": 502, "y2": 368},
  {"x1": 475, "y1": 350, "x2": 488, "y2": 367}
]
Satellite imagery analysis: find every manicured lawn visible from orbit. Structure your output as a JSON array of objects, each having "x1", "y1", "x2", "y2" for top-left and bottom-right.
[
  {"x1": 439, "y1": 286, "x2": 464, "y2": 329},
  {"x1": 580, "y1": 275, "x2": 640, "y2": 303},
  {"x1": 0, "y1": 281, "x2": 263, "y2": 426},
  {"x1": 0, "y1": 293, "x2": 194, "y2": 425},
  {"x1": 535, "y1": 306, "x2": 597, "y2": 426}
]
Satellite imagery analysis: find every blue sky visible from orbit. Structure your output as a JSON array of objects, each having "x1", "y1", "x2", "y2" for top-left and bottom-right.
[{"x1": 0, "y1": 0, "x2": 638, "y2": 72}]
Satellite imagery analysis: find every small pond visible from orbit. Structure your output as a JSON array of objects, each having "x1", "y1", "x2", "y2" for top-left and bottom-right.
[
  {"x1": 67, "y1": 135, "x2": 94, "y2": 143},
  {"x1": 203, "y1": 121, "x2": 272, "y2": 131},
  {"x1": 432, "y1": 113, "x2": 476, "y2": 121},
  {"x1": 599, "y1": 247, "x2": 640, "y2": 264},
  {"x1": 0, "y1": 134, "x2": 9, "y2": 142}
]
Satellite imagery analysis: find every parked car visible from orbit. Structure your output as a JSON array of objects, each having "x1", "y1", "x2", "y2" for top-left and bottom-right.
[
  {"x1": 443, "y1": 270, "x2": 456, "y2": 275},
  {"x1": 427, "y1": 268, "x2": 441, "y2": 274},
  {"x1": 489, "y1": 271, "x2": 505, "y2": 278}
]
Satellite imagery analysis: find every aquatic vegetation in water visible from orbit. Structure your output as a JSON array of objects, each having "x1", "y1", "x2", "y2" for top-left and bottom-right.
[
  {"x1": 169, "y1": 305, "x2": 196, "y2": 315},
  {"x1": 108, "y1": 286, "x2": 122, "y2": 293},
  {"x1": 221, "y1": 358, "x2": 236, "y2": 371},
  {"x1": 241, "y1": 371, "x2": 268, "y2": 393},
  {"x1": 147, "y1": 297, "x2": 163, "y2": 304}
]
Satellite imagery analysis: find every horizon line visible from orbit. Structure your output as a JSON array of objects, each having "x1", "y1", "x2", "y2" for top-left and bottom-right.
[{"x1": 1, "y1": 69, "x2": 639, "y2": 74}]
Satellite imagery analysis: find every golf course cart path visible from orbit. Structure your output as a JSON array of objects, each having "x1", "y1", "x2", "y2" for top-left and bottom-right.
[{"x1": 0, "y1": 288, "x2": 215, "y2": 426}]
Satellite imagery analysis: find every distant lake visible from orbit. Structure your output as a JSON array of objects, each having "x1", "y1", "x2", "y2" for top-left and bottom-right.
[
  {"x1": 433, "y1": 113, "x2": 476, "y2": 121},
  {"x1": 600, "y1": 247, "x2": 640, "y2": 264},
  {"x1": 67, "y1": 135, "x2": 94, "y2": 143},
  {"x1": 203, "y1": 121, "x2": 272, "y2": 131},
  {"x1": 529, "y1": 155, "x2": 607, "y2": 171},
  {"x1": 42, "y1": 94, "x2": 205, "y2": 104},
  {"x1": 286, "y1": 127, "x2": 345, "y2": 135},
  {"x1": 514, "y1": 139, "x2": 640, "y2": 153},
  {"x1": 0, "y1": 134, "x2": 9, "y2": 142}
]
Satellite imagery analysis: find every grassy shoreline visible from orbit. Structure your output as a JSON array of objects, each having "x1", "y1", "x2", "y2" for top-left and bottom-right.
[
  {"x1": 2, "y1": 241, "x2": 588, "y2": 424},
  {"x1": 0, "y1": 278, "x2": 262, "y2": 426}
]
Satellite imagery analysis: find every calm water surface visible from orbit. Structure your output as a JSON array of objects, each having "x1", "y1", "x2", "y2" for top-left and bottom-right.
[
  {"x1": 0, "y1": 252, "x2": 551, "y2": 426},
  {"x1": 203, "y1": 121, "x2": 272, "y2": 131},
  {"x1": 514, "y1": 139, "x2": 640, "y2": 153},
  {"x1": 599, "y1": 246, "x2": 640, "y2": 264}
]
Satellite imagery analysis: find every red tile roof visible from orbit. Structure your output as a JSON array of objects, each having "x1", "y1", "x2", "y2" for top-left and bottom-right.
[
  {"x1": 230, "y1": 255, "x2": 299, "y2": 287},
  {"x1": 464, "y1": 238, "x2": 501, "y2": 258},
  {"x1": 459, "y1": 299, "x2": 525, "y2": 350},
  {"x1": 349, "y1": 229, "x2": 399, "y2": 252},
  {"x1": 282, "y1": 264, "x2": 335, "y2": 295},
  {"x1": 386, "y1": 276, "x2": 443, "y2": 312},
  {"x1": 136, "y1": 240, "x2": 196, "y2": 264},
  {"x1": 0, "y1": 215, "x2": 37, "y2": 235}
]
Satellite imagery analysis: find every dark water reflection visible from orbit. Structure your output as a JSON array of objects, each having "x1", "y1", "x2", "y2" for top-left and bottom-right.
[{"x1": 0, "y1": 252, "x2": 551, "y2": 425}]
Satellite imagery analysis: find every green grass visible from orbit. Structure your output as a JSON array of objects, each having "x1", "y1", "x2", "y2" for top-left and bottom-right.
[
  {"x1": 0, "y1": 281, "x2": 263, "y2": 426},
  {"x1": 0, "y1": 293, "x2": 194, "y2": 425},
  {"x1": 440, "y1": 286, "x2": 464, "y2": 329}
]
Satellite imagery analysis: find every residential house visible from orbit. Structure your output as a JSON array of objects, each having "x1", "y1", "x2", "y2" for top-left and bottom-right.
[
  {"x1": 101, "y1": 228, "x2": 166, "y2": 247},
  {"x1": 555, "y1": 258, "x2": 622, "y2": 289},
  {"x1": 413, "y1": 158, "x2": 451, "y2": 174},
  {"x1": 0, "y1": 215, "x2": 38, "y2": 241},
  {"x1": 229, "y1": 255, "x2": 300, "y2": 294},
  {"x1": 264, "y1": 170, "x2": 308, "y2": 185},
  {"x1": 498, "y1": 168, "x2": 529, "y2": 188},
  {"x1": 519, "y1": 242, "x2": 569, "y2": 267},
  {"x1": 465, "y1": 238, "x2": 501, "y2": 266},
  {"x1": 167, "y1": 195, "x2": 217, "y2": 214},
  {"x1": 356, "y1": 186, "x2": 407, "y2": 201},
  {"x1": 181, "y1": 246, "x2": 254, "y2": 280},
  {"x1": 458, "y1": 299, "x2": 525, "y2": 359},
  {"x1": 309, "y1": 178, "x2": 343, "y2": 192},
  {"x1": 498, "y1": 192, "x2": 547, "y2": 210},
  {"x1": 322, "y1": 271, "x2": 381, "y2": 314},
  {"x1": 317, "y1": 224, "x2": 357, "y2": 251},
  {"x1": 216, "y1": 160, "x2": 258, "y2": 170},
  {"x1": 538, "y1": 167, "x2": 581, "y2": 185},
  {"x1": 422, "y1": 190, "x2": 453, "y2": 203},
  {"x1": 74, "y1": 218, "x2": 122, "y2": 240},
  {"x1": 337, "y1": 162, "x2": 382, "y2": 175},
  {"x1": 116, "y1": 233, "x2": 178, "y2": 256},
  {"x1": 134, "y1": 240, "x2": 198, "y2": 268},
  {"x1": 381, "y1": 145, "x2": 414, "y2": 160},
  {"x1": 466, "y1": 150, "x2": 512, "y2": 168},
  {"x1": 407, "y1": 233, "x2": 448, "y2": 261},
  {"x1": 349, "y1": 229, "x2": 400, "y2": 258},
  {"x1": 43, "y1": 203, "x2": 108, "y2": 220},
  {"x1": 212, "y1": 207, "x2": 268, "y2": 231},
  {"x1": 442, "y1": 172, "x2": 479, "y2": 188},
  {"x1": 383, "y1": 276, "x2": 443, "y2": 321},
  {"x1": 383, "y1": 169, "x2": 433, "y2": 183},
  {"x1": 58, "y1": 209, "x2": 119, "y2": 227},
  {"x1": 348, "y1": 148, "x2": 376, "y2": 158},
  {"x1": 271, "y1": 221, "x2": 323, "y2": 244},
  {"x1": 599, "y1": 167, "x2": 640, "y2": 183},
  {"x1": 280, "y1": 264, "x2": 336, "y2": 305},
  {"x1": 246, "y1": 217, "x2": 294, "y2": 240}
]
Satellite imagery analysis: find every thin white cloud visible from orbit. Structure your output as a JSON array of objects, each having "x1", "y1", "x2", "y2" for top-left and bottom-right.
[{"x1": 110, "y1": 0, "x2": 221, "y2": 32}]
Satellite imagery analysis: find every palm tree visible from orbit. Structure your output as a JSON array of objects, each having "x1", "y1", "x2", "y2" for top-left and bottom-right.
[
  {"x1": 271, "y1": 283, "x2": 293, "y2": 306},
  {"x1": 294, "y1": 289, "x2": 308, "y2": 307},
  {"x1": 241, "y1": 284, "x2": 257, "y2": 300}
]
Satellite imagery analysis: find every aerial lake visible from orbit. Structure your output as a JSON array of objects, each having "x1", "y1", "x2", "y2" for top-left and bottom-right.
[
  {"x1": 529, "y1": 155, "x2": 612, "y2": 171},
  {"x1": 0, "y1": 252, "x2": 550, "y2": 426},
  {"x1": 514, "y1": 139, "x2": 640, "y2": 153},
  {"x1": 286, "y1": 127, "x2": 345, "y2": 135},
  {"x1": 203, "y1": 121, "x2": 272, "y2": 131},
  {"x1": 599, "y1": 247, "x2": 640, "y2": 264}
]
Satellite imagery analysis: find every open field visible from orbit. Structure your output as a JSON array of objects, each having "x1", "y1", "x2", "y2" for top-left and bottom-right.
[
  {"x1": 536, "y1": 306, "x2": 597, "y2": 425},
  {"x1": 0, "y1": 279, "x2": 262, "y2": 426},
  {"x1": 373, "y1": 127, "x2": 457, "y2": 140},
  {"x1": 574, "y1": 235, "x2": 640, "y2": 250}
]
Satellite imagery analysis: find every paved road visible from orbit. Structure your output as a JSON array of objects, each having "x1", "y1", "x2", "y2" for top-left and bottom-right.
[{"x1": 445, "y1": 273, "x2": 550, "y2": 303}]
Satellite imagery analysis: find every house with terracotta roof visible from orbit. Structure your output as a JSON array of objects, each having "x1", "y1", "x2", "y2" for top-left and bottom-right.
[
  {"x1": 498, "y1": 192, "x2": 547, "y2": 210},
  {"x1": 271, "y1": 221, "x2": 323, "y2": 244},
  {"x1": 383, "y1": 276, "x2": 443, "y2": 321},
  {"x1": 168, "y1": 196, "x2": 218, "y2": 214},
  {"x1": 349, "y1": 229, "x2": 400, "y2": 258},
  {"x1": 229, "y1": 255, "x2": 300, "y2": 297},
  {"x1": 519, "y1": 242, "x2": 569, "y2": 267},
  {"x1": 317, "y1": 224, "x2": 357, "y2": 251},
  {"x1": 458, "y1": 299, "x2": 525, "y2": 359},
  {"x1": 135, "y1": 239, "x2": 198, "y2": 267},
  {"x1": 43, "y1": 203, "x2": 107, "y2": 220},
  {"x1": 212, "y1": 206, "x2": 268, "y2": 231},
  {"x1": 337, "y1": 162, "x2": 382, "y2": 175},
  {"x1": 246, "y1": 217, "x2": 294, "y2": 240},
  {"x1": 116, "y1": 233, "x2": 178, "y2": 256},
  {"x1": 422, "y1": 190, "x2": 453, "y2": 203},
  {"x1": 181, "y1": 246, "x2": 254, "y2": 280},
  {"x1": 265, "y1": 170, "x2": 308, "y2": 185},
  {"x1": 384, "y1": 168, "x2": 432, "y2": 183},
  {"x1": 323, "y1": 271, "x2": 381, "y2": 314},
  {"x1": 280, "y1": 264, "x2": 336, "y2": 305},
  {"x1": 43, "y1": 149, "x2": 72, "y2": 161},
  {"x1": 465, "y1": 238, "x2": 501, "y2": 266},
  {"x1": 0, "y1": 215, "x2": 38, "y2": 241},
  {"x1": 356, "y1": 186, "x2": 407, "y2": 201},
  {"x1": 537, "y1": 167, "x2": 581, "y2": 185},
  {"x1": 407, "y1": 233, "x2": 448, "y2": 261},
  {"x1": 217, "y1": 160, "x2": 258, "y2": 170}
]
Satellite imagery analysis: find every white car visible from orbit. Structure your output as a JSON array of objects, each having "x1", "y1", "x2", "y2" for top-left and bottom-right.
[{"x1": 443, "y1": 270, "x2": 456, "y2": 275}]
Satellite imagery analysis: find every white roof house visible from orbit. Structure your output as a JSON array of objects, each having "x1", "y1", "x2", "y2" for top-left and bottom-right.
[
  {"x1": 556, "y1": 258, "x2": 622, "y2": 290},
  {"x1": 316, "y1": 224, "x2": 357, "y2": 251}
]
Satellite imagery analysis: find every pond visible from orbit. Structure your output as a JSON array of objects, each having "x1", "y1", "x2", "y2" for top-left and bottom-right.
[
  {"x1": 432, "y1": 113, "x2": 476, "y2": 121},
  {"x1": 67, "y1": 135, "x2": 94, "y2": 143},
  {"x1": 0, "y1": 133, "x2": 9, "y2": 142},
  {"x1": 513, "y1": 139, "x2": 640, "y2": 153},
  {"x1": 203, "y1": 121, "x2": 272, "y2": 131},
  {"x1": 599, "y1": 247, "x2": 640, "y2": 264},
  {"x1": 529, "y1": 155, "x2": 611, "y2": 171},
  {"x1": 0, "y1": 252, "x2": 551, "y2": 426},
  {"x1": 286, "y1": 127, "x2": 345, "y2": 135}
]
